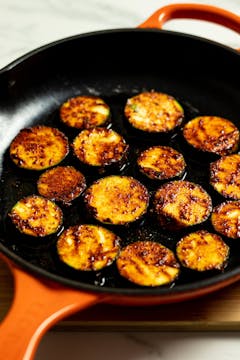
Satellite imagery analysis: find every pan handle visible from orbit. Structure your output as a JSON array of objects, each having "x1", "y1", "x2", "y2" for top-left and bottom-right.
[
  {"x1": 0, "y1": 255, "x2": 104, "y2": 360},
  {"x1": 139, "y1": 3, "x2": 240, "y2": 35}
]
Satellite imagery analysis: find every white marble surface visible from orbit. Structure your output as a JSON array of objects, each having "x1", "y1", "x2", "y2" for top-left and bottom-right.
[{"x1": 0, "y1": 0, "x2": 240, "y2": 359}]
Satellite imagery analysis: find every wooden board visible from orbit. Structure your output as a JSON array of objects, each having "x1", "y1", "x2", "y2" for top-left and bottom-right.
[{"x1": 1, "y1": 258, "x2": 240, "y2": 331}]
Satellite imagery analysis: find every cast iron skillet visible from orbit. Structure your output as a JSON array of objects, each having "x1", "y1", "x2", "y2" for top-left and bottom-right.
[{"x1": 0, "y1": 4, "x2": 239, "y2": 360}]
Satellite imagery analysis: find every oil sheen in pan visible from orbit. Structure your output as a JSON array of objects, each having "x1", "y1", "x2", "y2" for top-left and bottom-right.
[{"x1": 1, "y1": 93, "x2": 240, "y2": 290}]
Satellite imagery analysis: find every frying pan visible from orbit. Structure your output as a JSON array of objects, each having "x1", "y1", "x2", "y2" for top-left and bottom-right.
[{"x1": 0, "y1": 3, "x2": 239, "y2": 359}]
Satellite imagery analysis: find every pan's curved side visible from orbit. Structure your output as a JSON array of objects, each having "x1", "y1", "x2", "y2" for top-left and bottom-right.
[{"x1": 0, "y1": 255, "x2": 104, "y2": 360}]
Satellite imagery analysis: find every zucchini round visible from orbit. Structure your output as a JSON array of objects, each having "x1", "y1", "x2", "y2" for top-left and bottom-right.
[
  {"x1": 60, "y1": 95, "x2": 110, "y2": 129},
  {"x1": 124, "y1": 91, "x2": 184, "y2": 133},
  {"x1": 84, "y1": 175, "x2": 149, "y2": 225},
  {"x1": 10, "y1": 125, "x2": 69, "y2": 171},
  {"x1": 72, "y1": 127, "x2": 128, "y2": 167},
  {"x1": 37, "y1": 166, "x2": 86, "y2": 205},
  {"x1": 211, "y1": 201, "x2": 240, "y2": 239},
  {"x1": 183, "y1": 116, "x2": 239, "y2": 156},
  {"x1": 153, "y1": 180, "x2": 212, "y2": 230},
  {"x1": 137, "y1": 145, "x2": 186, "y2": 180},
  {"x1": 9, "y1": 195, "x2": 63, "y2": 237},
  {"x1": 210, "y1": 154, "x2": 240, "y2": 200},
  {"x1": 57, "y1": 224, "x2": 120, "y2": 271},
  {"x1": 176, "y1": 230, "x2": 229, "y2": 271},
  {"x1": 116, "y1": 241, "x2": 180, "y2": 287}
]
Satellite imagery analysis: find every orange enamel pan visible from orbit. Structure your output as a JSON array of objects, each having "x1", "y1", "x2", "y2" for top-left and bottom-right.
[{"x1": 0, "y1": 4, "x2": 240, "y2": 360}]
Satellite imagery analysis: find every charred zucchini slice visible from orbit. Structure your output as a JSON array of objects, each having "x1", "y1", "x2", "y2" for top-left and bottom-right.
[
  {"x1": 60, "y1": 95, "x2": 110, "y2": 129},
  {"x1": 116, "y1": 241, "x2": 180, "y2": 287},
  {"x1": 137, "y1": 145, "x2": 186, "y2": 180},
  {"x1": 9, "y1": 195, "x2": 63, "y2": 237},
  {"x1": 176, "y1": 230, "x2": 229, "y2": 271},
  {"x1": 37, "y1": 166, "x2": 86, "y2": 205},
  {"x1": 183, "y1": 116, "x2": 239, "y2": 156},
  {"x1": 211, "y1": 201, "x2": 240, "y2": 239},
  {"x1": 9, "y1": 126, "x2": 69, "y2": 171},
  {"x1": 57, "y1": 224, "x2": 120, "y2": 271},
  {"x1": 153, "y1": 180, "x2": 212, "y2": 230},
  {"x1": 72, "y1": 127, "x2": 128, "y2": 167},
  {"x1": 124, "y1": 91, "x2": 184, "y2": 133},
  {"x1": 210, "y1": 154, "x2": 240, "y2": 200},
  {"x1": 84, "y1": 175, "x2": 149, "y2": 225}
]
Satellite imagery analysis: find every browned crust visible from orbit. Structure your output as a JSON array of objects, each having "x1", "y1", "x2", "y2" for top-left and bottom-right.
[
  {"x1": 176, "y1": 230, "x2": 229, "y2": 271},
  {"x1": 60, "y1": 95, "x2": 110, "y2": 129},
  {"x1": 84, "y1": 175, "x2": 149, "y2": 225},
  {"x1": 210, "y1": 154, "x2": 240, "y2": 200},
  {"x1": 37, "y1": 166, "x2": 86, "y2": 205},
  {"x1": 137, "y1": 145, "x2": 186, "y2": 180},
  {"x1": 9, "y1": 195, "x2": 63, "y2": 237},
  {"x1": 9, "y1": 125, "x2": 69, "y2": 170},
  {"x1": 72, "y1": 127, "x2": 129, "y2": 167},
  {"x1": 211, "y1": 201, "x2": 240, "y2": 239},
  {"x1": 116, "y1": 241, "x2": 180, "y2": 287},
  {"x1": 57, "y1": 224, "x2": 120, "y2": 271},
  {"x1": 124, "y1": 91, "x2": 184, "y2": 133},
  {"x1": 153, "y1": 180, "x2": 212, "y2": 230},
  {"x1": 183, "y1": 116, "x2": 239, "y2": 156}
]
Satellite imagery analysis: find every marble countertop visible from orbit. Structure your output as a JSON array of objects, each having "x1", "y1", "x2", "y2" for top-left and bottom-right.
[{"x1": 0, "y1": 0, "x2": 240, "y2": 359}]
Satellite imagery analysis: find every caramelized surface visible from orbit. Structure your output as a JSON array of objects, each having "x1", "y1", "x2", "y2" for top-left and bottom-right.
[
  {"x1": 211, "y1": 201, "x2": 240, "y2": 239},
  {"x1": 154, "y1": 180, "x2": 212, "y2": 230},
  {"x1": 60, "y1": 95, "x2": 110, "y2": 129},
  {"x1": 9, "y1": 195, "x2": 63, "y2": 237},
  {"x1": 73, "y1": 127, "x2": 128, "y2": 167},
  {"x1": 210, "y1": 154, "x2": 240, "y2": 200},
  {"x1": 124, "y1": 91, "x2": 184, "y2": 133},
  {"x1": 57, "y1": 224, "x2": 120, "y2": 271},
  {"x1": 10, "y1": 126, "x2": 69, "y2": 170},
  {"x1": 84, "y1": 175, "x2": 149, "y2": 225},
  {"x1": 176, "y1": 230, "x2": 229, "y2": 271},
  {"x1": 117, "y1": 241, "x2": 180, "y2": 287},
  {"x1": 183, "y1": 116, "x2": 239, "y2": 156},
  {"x1": 137, "y1": 145, "x2": 186, "y2": 180},
  {"x1": 37, "y1": 166, "x2": 86, "y2": 205}
]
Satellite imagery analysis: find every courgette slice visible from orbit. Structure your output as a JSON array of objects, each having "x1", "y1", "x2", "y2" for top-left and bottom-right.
[
  {"x1": 210, "y1": 154, "x2": 240, "y2": 200},
  {"x1": 60, "y1": 95, "x2": 110, "y2": 129},
  {"x1": 137, "y1": 145, "x2": 186, "y2": 180},
  {"x1": 57, "y1": 224, "x2": 120, "y2": 271},
  {"x1": 84, "y1": 175, "x2": 149, "y2": 225},
  {"x1": 211, "y1": 201, "x2": 240, "y2": 239},
  {"x1": 10, "y1": 125, "x2": 69, "y2": 171},
  {"x1": 183, "y1": 116, "x2": 239, "y2": 156},
  {"x1": 116, "y1": 241, "x2": 180, "y2": 286},
  {"x1": 153, "y1": 180, "x2": 212, "y2": 230},
  {"x1": 9, "y1": 195, "x2": 63, "y2": 237},
  {"x1": 124, "y1": 91, "x2": 184, "y2": 133},
  {"x1": 72, "y1": 127, "x2": 128, "y2": 167},
  {"x1": 176, "y1": 230, "x2": 229, "y2": 271},
  {"x1": 37, "y1": 166, "x2": 86, "y2": 205}
]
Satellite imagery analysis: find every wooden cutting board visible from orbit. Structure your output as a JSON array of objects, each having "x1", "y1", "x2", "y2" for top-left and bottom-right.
[{"x1": 1, "y1": 258, "x2": 240, "y2": 331}]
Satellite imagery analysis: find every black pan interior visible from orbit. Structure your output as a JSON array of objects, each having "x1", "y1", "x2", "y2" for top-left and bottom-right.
[{"x1": 0, "y1": 29, "x2": 240, "y2": 295}]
